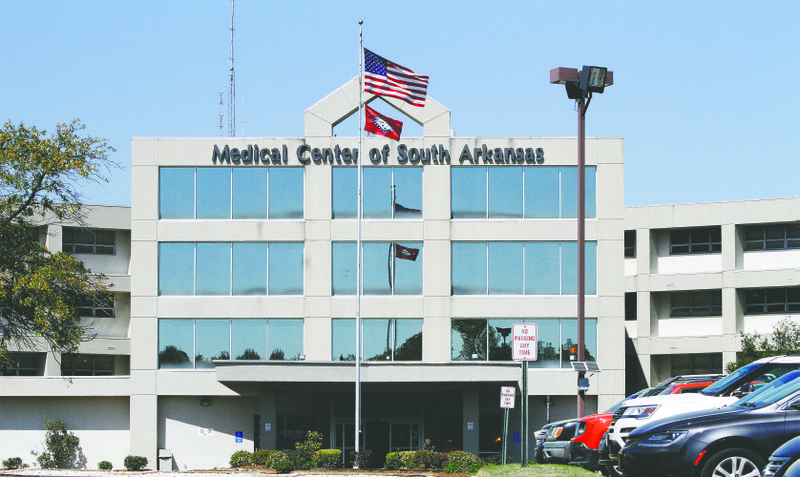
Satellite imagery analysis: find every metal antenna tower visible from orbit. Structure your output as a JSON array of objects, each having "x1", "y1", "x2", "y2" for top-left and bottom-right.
[
  {"x1": 218, "y1": 91, "x2": 224, "y2": 136},
  {"x1": 227, "y1": 0, "x2": 235, "y2": 137}
]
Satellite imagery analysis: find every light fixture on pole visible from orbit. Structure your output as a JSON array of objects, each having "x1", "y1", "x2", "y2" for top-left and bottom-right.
[{"x1": 550, "y1": 65, "x2": 613, "y2": 418}]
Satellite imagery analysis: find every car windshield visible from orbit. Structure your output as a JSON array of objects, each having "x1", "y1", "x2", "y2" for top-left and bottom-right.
[
  {"x1": 736, "y1": 371, "x2": 800, "y2": 408},
  {"x1": 701, "y1": 362, "x2": 762, "y2": 396},
  {"x1": 606, "y1": 394, "x2": 636, "y2": 413},
  {"x1": 701, "y1": 360, "x2": 800, "y2": 396}
]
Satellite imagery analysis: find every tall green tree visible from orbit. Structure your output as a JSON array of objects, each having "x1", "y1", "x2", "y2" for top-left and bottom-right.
[
  {"x1": 725, "y1": 318, "x2": 800, "y2": 372},
  {"x1": 0, "y1": 120, "x2": 116, "y2": 363}
]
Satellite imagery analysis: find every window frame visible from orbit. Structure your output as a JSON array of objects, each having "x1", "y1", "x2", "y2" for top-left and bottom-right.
[
  {"x1": 450, "y1": 166, "x2": 597, "y2": 219},
  {"x1": 669, "y1": 227, "x2": 722, "y2": 255},
  {"x1": 450, "y1": 241, "x2": 597, "y2": 296},
  {"x1": 744, "y1": 223, "x2": 800, "y2": 251},
  {"x1": 158, "y1": 242, "x2": 304, "y2": 296},
  {"x1": 743, "y1": 287, "x2": 800, "y2": 315},
  {"x1": 159, "y1": 167, "x2": 305, "y2": 220},
  {"x1": 158, "y1": 318, "x2": 305, "y2": 369},
  {"x1": 332, "y1": 166, "x2": 423, "y2": 220},
  {"x1": 449, "y1": 318, "x2": 597, "y2": 367},
  {"x1": 62, "y1": 227, "x2": 116, "y2": 255},
  {"x1": 332, "y1": 318, "x2": 423, "y2": 362},
  {"x1": 60, "y1": 354, "x2": 115, "y2": 376},
  {"x1": 76, "y1": 293, "x2": 115, "y2": 318},
  {"x1": 1, "y1": 352, "x2": 44, "y2": 376}
]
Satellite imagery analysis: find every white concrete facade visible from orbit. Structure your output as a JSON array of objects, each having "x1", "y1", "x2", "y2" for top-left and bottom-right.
[
  {"x1": 10, "y1": 81, "x2": 796, "y2": 472},
  {"x1": 624, "y1": 197, "x2": 800, "y2": 388},
  {"x1": 124, "y1": 78, "x2": 625, "y2": 469}
]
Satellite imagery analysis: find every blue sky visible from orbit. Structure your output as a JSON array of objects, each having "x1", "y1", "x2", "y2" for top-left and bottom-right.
[{"x1": 1, "y1": 0, "x2": 798, "y2": 207}]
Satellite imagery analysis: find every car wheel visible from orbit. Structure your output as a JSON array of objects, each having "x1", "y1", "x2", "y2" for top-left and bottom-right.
[{"x1": 700, "y1": 448, "x2": 765, "y2": 477}]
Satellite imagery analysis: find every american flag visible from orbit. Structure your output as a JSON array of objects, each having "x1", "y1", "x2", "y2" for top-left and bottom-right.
[{"x1": 364, "y1": 48, "x2": 429, "y2": 107}]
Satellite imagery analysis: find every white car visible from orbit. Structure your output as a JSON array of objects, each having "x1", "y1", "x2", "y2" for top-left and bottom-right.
[{"x1": 605, "y1": 355, "x2": 800, "y2": 465}]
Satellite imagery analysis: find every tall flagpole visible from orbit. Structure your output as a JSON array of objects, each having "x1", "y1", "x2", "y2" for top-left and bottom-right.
[{"x1": 355, "y1": 19, "x2": 364, "y2": 468}]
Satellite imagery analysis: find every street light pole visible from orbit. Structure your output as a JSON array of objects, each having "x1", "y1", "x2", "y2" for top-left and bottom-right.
[
  {"x1": 550, "y1": 66, "x2": 612, "y2": 419},
  {"x1": 577, "y1": 93, "x2": 587, "y2": 418}
]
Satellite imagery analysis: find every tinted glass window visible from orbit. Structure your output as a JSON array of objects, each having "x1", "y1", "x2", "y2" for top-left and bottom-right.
[{"x1": 160, "y1": 168, "x2": 195, "y2": 219}]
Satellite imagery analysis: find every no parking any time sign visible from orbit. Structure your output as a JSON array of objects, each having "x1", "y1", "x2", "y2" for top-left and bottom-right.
[{"x1": 512, "y1": 323, "x2": 538, "y2": 361}]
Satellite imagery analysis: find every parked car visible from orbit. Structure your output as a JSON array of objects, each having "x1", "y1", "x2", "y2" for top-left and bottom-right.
[
  {"x1": 542, "y1": 420, "x2": 581, "y2": 463},
  {"x1": 537, "y1": 390, "x2": 649, "y2": 466},
  {"x1": 604, "y1": 355, "x2": 800, "y2": 474},
  {"x1": 565, "y1": 376, "x2": 723, "y2": 472},
  {"x1": 618, "y1": 371, "x2": 800, "y2": 477},
  {"x1": 764, "y1": 435, "x2": 800, "y2": 477}
]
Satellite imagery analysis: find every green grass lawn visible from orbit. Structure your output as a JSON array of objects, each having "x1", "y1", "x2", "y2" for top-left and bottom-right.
[{"x1": 477, "y1": 463, "x2": 599, "y2": 477}]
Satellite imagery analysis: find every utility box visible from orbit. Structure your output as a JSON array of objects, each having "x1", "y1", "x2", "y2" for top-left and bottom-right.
[{"x1": 158, "y1": 449, "x2": 173, "y2": 471}]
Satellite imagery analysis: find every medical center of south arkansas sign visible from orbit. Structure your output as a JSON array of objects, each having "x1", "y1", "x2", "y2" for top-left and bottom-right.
[{"x1": 211, "y1": 143, "x2": 546, "y2": 167}]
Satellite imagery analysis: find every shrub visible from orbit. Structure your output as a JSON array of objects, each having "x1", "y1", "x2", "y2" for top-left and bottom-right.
[
  {"x1": 350, "y1": 449, "x2": 372, "y2": 469},
  {"x1": 229, "y1": 450, "x2": 251, "y2": 467},
  {"x1": 443, "y1": 450, "x2": 483, "y2": 474},
  {"x1": 3, "y1": 457, "x2": 23, "y2": 469},
  {"x1": 419, "y1": 449, "x2": 445, "y2": 469},
  {"x1": 124, "y1": 455, "x2": 148, "y2": 471},
  {"x1": 403, "y1": 450, "x2": 425, "y2": 469},
  {"x1": 97, "y1": 461, "x2": 113, "y2": 470},
  {"x1": 249, "y1": 449, "x2": 271, "y2": 466},
  {"x1": 290, "y1": 430, "x2": 323, "y2": 469},
  {"x1": 384, "y1": 452, "x2": 402, "y2": 470},
  {"x1": 315, "y1": 449, "x2": 342, "y2": 469},
  {"x1": 252, "y1": 449, "x2": 285, "y2": 467},
  {"x1": 36, "y1": 418, "x2": 82, "y2": 469},
  {"x1": 271, "y1": 452, "x2": 293, "y2": 474}
]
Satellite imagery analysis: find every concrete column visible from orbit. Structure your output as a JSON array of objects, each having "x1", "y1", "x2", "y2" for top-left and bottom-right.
[
  {"x1": 260, "y1": 391, "x2": 277, "y2": 450},
  {"x1": 130, "y1": 394, "x2": 158, "y2": 469},
  {"x1": 462, "y1": 391, "x2": 479, "y2": 455},
  {"x1": 43, "y1": 351, "x2": 60, "y2": 376}
]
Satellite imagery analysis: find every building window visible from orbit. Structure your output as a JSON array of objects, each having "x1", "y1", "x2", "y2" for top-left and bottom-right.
[
  {"x1": 62, "y1": 227, "x2": 115, "y2": 255},
  {"x1": 332, "y1": 242, "x2": 422, "y2": 295},
  {"x1": 744, "y1": 223, "x2": 800, "y2": 251},
  {"x1": 61, "y1": 354, "x2": 114, "y2": 376},
  {"x1": 331, "y1": 319, "x2": 423, "y2": 361},
  {"x1": 450, "y1": 166, "x2": 596, "y2": 219},
  {"x1": 76, "y1": 293, "x2": 115, "y2": 318},
  {"x1": 332, "y1": 167, "x2": 422, "y2": 219},
  {"x1": 158, "y1": 318, "x2": 304, "y2": 368},
  {"x1": 624, "y1": 230, "x2": 636, "y2": 258},
  {"x1": 669, "y1": 227, "x2": 721, "y2": 255},
  {"x1": 158, "y1": 242, "x2": 303, "y2": 295},
  {"x1": 159, "y1": 167, "x2": 304, "y2": 219},
  {"x1": 671, "y1": 353, "x2": 722, "y2": 376},
  {"x1": 450, "y1": 318, "x2": 597, "y2": 368},
  {"x1": 451, "y1": 241, "x2": 596, "y2": 296},
  {"x1": 743, "y1": 287, "x2": 800, "y2": 315},
  {"x1": 670, "y1": 290, "x2": 722, "y2": 317},
  {"x1": 625, "y1": 292, "x2": 637, "y2": 321},
  {"x1": 1, "y1": 352, "x2": 44, "y2": 376}
]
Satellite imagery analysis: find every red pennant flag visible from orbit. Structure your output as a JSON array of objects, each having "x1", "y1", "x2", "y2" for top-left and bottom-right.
[
  {"x1": 395, "y1": 243, "x2": 419, "y2": 261},
  {"x1": 365, "y1": 105, "x2": 403, "y2": 141}
]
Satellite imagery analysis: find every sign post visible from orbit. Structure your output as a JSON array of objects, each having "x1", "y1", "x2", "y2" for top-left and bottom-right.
[
  {"x1": 500, "y1": 386, "x2": 515, "y2": 465},
  {"x1": 512, "y1": 323, "x2": 537, "y2": 467}
]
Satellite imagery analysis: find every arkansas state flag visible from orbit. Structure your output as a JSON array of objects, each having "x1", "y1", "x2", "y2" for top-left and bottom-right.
[
  {"x1": 365, "y1": 105, "x2": 403, "y2": 141},
  {"x1": 395, "y1": 243, "x2": 419, "y2": 261}
]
